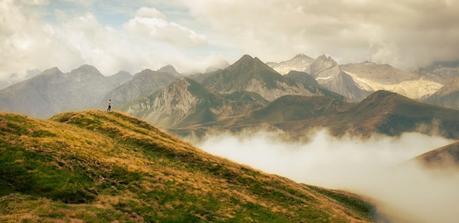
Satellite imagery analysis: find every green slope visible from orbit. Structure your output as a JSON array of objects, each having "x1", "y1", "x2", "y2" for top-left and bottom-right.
[{"x1": 0, "y1": 110, "x2": 374, "y2": 222}]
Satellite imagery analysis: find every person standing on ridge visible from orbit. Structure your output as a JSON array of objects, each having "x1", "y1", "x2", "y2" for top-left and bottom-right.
[{"x1": 107, "y1": 99, "x2": 112, "y2": 112}]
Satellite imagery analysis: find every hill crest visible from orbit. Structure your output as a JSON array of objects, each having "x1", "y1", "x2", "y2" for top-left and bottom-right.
[{"x1": 0, "y1": 110, "x2": 374, "y2": 222}]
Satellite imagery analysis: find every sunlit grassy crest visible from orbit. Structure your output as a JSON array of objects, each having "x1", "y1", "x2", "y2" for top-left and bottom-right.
[{"x1": 0, "y1": 110, "x2": 374, "y2": 222}]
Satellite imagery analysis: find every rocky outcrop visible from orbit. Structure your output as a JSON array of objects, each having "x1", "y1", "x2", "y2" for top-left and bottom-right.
[{"x1": 127, "y1": 78, "x2": 268, "y2": 128}]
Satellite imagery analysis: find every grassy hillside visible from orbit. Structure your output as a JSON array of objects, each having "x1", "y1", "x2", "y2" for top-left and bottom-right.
[{"x1": 0, "y1": 110, "x2": 374, "y2": 222}]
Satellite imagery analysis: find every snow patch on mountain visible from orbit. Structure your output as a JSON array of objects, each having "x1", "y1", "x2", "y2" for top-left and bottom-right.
[
  {"x1": 267, "y1": 54, "x2": 314, "y2": 75},
  {"x1": 344, "y1": 71, "x2": 443, "y2": 99}
]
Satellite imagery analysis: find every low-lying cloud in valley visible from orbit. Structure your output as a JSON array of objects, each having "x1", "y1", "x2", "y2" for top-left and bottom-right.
[{"x1": 197, "y1": 130, "x2": 459, "y2": 223}]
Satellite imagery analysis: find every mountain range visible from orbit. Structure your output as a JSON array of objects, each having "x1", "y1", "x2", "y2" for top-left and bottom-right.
[
  {"x1": 172, "y1": 90, "x2": 459, "y2": 140},
  {"x1": 0, "y1": 110, "x2": 375, "y2": 222},
  {"x1": 0, "y1": 65, "x2": 132, "y2": 117},
  {"x1": 123, "y1": 55, "x2": 350, "y2": 131},
  {"x1": 268, "y1": 54, "x2": 449, "y2": 101},
  {"x1": 195, "y1": 55, "x2": 337, "y2": 101},
  {"x1": 1, "y1": 54, "x2": 459, "y2": 139},
  {"x1": 1, "y1": 53, "x2": 458, "y2": 222}
]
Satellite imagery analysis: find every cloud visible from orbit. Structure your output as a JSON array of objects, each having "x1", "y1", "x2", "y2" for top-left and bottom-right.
[
  {"x1": 180, "y1": 0, "x2": 459, "y2": 68},
  {"x1": 0, "y1": 2, "x2": 211, "y2": 78},
  {"x1": 135, "y1": 7, "x2": 167, "y2": 19},
  {"x1": 1, "y1": 0, "x2": 458, "y2": 79},
  {"x1": 125, "y1": 7, "x2": 207, "y2": 47},
  {"x1": 197, "y1": 130, "x2": 459, "y2": 223}
]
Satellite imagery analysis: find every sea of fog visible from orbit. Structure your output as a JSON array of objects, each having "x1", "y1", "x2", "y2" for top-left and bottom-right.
[{"x1": 196, "y1": 130, "x2": 459, "y2": 223}]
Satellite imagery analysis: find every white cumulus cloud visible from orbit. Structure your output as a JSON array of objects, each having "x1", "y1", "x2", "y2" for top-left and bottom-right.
[
  {"x1": 0, "y1": 2, "x2": 211, "y2": 78},
  {"x1": 180, "y1": 0, "x2": 459, "y2": 68},
  {"x1": 125, "y1": 7, "x2": 207, "y2": 47}
]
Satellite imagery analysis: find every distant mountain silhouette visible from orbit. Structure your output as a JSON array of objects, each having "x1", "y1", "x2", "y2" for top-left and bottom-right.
[{"x1": 0, "y1": 65, "x2": 131, "y2": 117}]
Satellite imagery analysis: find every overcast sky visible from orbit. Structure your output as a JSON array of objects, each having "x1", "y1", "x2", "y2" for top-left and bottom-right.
[{"x1": 1, "y1": 0, "x2": 458, "y2": 77}]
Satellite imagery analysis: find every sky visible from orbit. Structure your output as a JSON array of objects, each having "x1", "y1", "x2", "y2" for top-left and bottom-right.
[{"x1": 1, "y1": 0, "x2": 459, "y2": 77}]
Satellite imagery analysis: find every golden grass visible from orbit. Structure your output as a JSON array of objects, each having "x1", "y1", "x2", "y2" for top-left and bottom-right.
[{"x1": 0, "y1": 110, "x2": 374, "y2": 222}]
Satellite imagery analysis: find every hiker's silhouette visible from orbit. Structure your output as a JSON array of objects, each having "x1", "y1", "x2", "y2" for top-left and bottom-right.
[{"x1": 107, "y1": 99, "x2": 112, "y2": 112}]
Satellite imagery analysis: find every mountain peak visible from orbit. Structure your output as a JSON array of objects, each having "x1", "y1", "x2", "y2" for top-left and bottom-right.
[
  {"x1": 41, "y1": 67, "x2": 63, "y2": 76},
  {"x1": 230, "y1": 54, "x2": 272, "y2": 71},
  {"x1": 315, "y1": 54, "x2": 337, "y2": 64},
  {"x1": 138, "y1": 68, "x2": 154, "y2": 75},
  {"x1": 158, "y1": 64, "x2": 179, "y2": 76},
  {"x1": 240, "y1": 54, "x2": 254, "y2": 60},
  {"x1": 74, "y1": 64, "x2": 99, "y2": 72},
  {"x1": 232, "y1": 54, "x2": 255, "y2": 66},
  {"x1": 70, "y1": 64, "x2": 102, "y2": 77},
  {"x1": 360, "y1": 90, "x2": 411, "y2": 107},
  {"x1": 309, "y1": 54, "x2": 339, "y2": 76},
  {"x1": 366, "y1": 90, "x2": 401, "y2": 99},
  {"x1": 292, "y1": 53, "x2": 313, "y2": 61}
]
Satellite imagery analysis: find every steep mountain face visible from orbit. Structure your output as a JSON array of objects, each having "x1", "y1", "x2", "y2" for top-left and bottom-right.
[
  {"x1": 200, "y1": 55, "x2": 327, "y2": 101},
  {"x1": 0, "y1": 110, "x2": 374, "y2": 222},
  {"x1": 175, "y1": 91, "x2": 459, "y2": 140},
  {"x1": 103, "y1": 68, "x2": 178, "y2": 108},
  {"x1": 267, "y1": 54, "x2": 314, "y2": 75},
  {"x1": 309, "y1": 55, "x2": 338, "y2": 76},
  {"x1": 127, "y1": 78, "x2": 222, "y2": 128},
  {"x1": 309, "y1": 56, "x2": 370, "y2": 102},
  {"x1": 320, "y1": 70, "x2": 370, "y2": 102},
  {"x1": 424, "y1": 77, "x2": 459, "y2": 110},
  {"x1": 0, "y1": 65, "x2": 131, "y2": 118},
  {"x1": 127, "y1": 78, "x2": 268, "y2": 128},
  {"x1": 417, "y1": 141, "x2": 459, "y2": 168},
  {"x1": 341, "y1": 62, "x2": 442, "y2": 99}
]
